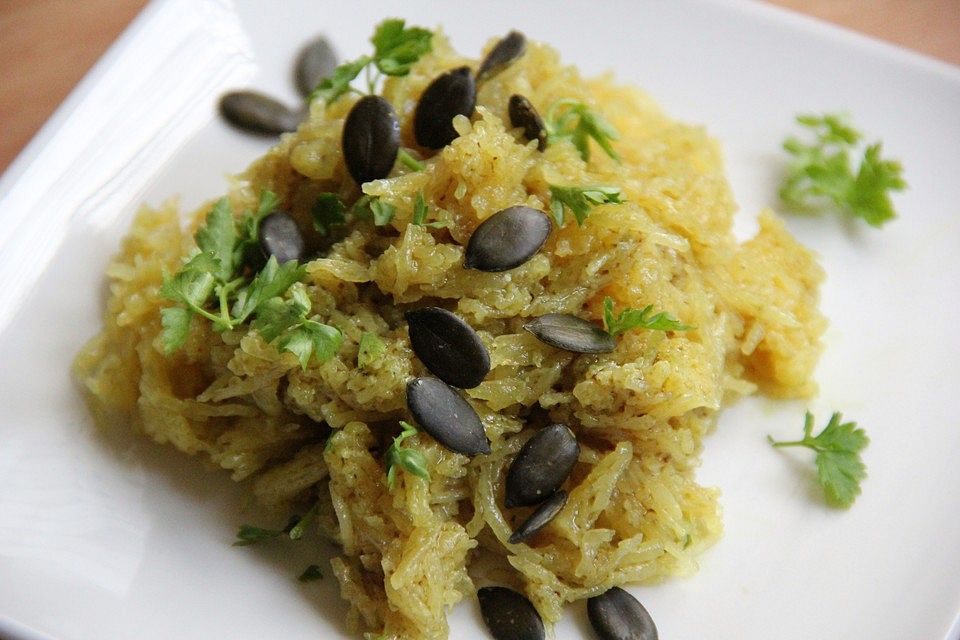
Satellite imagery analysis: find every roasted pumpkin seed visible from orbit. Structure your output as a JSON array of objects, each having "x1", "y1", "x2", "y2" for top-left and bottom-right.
[
  {"x1": 464, "y1": 206, "x2": 551, "y2": 272},
  {"x1": 524, "y1": 314, "x2": 615, "y2": 353},
  {"x1": 413, "y1": 66, "x2": 477, "y2": 149},
  {"x1": 258, "y1": 212, "x2": 305, "y2": 264},
  {"x1": 342, "y1": 95, "x2": 401, "y2": 185},
  {"x1": 508, "y1": 489, "x2": 567, "y2": 544},
  {"x1": 504, "y1": 424, "x2": 579, "y2": 508},
  {"x1": 477, "y1": 586, "x2": 545, "y2": 640},
  {"x1": 406, "y1": 377, "x2": 490, "y2": 457},
  {"x1": 219, "y1": 91, "x2": 302, "y2": 136},
  {"x1": 294, "y1": 35, "x2": 338, "y2": 97},
  {"x1": 477, "y1": 30, "x2": 527, "y2": 82},
  {"x1": 406, "y1": 307, "x2": 490, "y2": 389},
  {"x1": 509, "y1": 94, "x2": 547, "y2": 151},
  {"x1": 587, "y1": 587, "x2": 659, "y2": 640}
]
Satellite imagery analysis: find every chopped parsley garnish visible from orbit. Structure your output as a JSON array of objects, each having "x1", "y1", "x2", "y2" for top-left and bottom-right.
[
  {"x1": 781, "y1": 113, "x2": 906, "y2": 227},
  {"x1": 358, "y1": 332, "x2": 386, "y2": 369},
  {"x1": 603, "y1": 296, "x2": 692, "y2": 335},
  {"x1": 397, "y1": 148, "x2": 425, "y2": 172},
  {"x1": 769, "y1": 411, "x2": 869, "y2": 508},
  {"x1": 411, "y1": 191, "x2": 450, "y2": 228},
  {"x1": 548, "y1": 184, "x2": 624, "y2": 226},
  {"x1": 384, "y1": 421, "x2": 430, "y2": 490},
  {"x1": 298, "y1": 564, "x2": 323, "y2": 582},
  {"x1": 159, "y1": 192, "x2": 342, "y2": 368},
  {"x1": 312, "y1": 193, "x2": 347, "y2": 235},
  {"x1": 233, "y1": 514, "x2": 300, "y2": 546},
  {"x1": 234, "y1": 503, "x2": 319, "y2": 547},
  {"x1": 545, "y1": 99, "x2": 621, "y2": 162},
  {"x1": 309, "y1": 19, "x2": 432, "y2": 104}
]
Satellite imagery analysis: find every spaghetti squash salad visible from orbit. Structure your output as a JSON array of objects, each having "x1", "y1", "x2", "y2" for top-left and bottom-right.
[{"x1": 75, "y1": 22, "x2": 825, "y2": 640}]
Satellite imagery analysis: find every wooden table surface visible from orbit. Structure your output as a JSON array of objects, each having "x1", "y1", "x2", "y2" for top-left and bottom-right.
[{"x1": 1, "y1": 0, "x2": 958, "y2": 175}]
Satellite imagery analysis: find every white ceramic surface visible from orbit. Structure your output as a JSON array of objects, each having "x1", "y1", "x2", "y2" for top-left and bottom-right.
[{"x1": 1, "y1": 1, "x2": 959, "y2": 638}]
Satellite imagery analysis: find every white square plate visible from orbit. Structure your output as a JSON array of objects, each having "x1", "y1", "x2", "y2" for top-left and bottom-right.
[{"x1": 1, "y1": 1, "x2": 958, "y2": 638}]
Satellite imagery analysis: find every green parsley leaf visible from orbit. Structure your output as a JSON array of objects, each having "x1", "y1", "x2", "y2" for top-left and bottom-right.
[
  {"x1": 548, "y1": 184, "x2": 624, "y2": 226},
  {"x1": 371, "y1": 19, "x2": 433, "y2": 76},
  {"x1": 256, "y1": 190, "x2": 280, "y2": 216},
  {"x1": 358, "y1": 331, "x2": 386, "y2": 369},
  {"x1": 279, "y1": 319, "x2": 343, "y2": 369},
  {"x1": 159, "y1": 306, "x2": 193, "y2": 354},
  {"x1": 298, "y1": 564, "x2": 323, "y2": 582},
  {"x1": 309, "y1": 56, "x2": 371, "y2": 104},
  {"x1": 409, "y1": 191, "x2": 448, "y2": 228},
  {"x1": 308, "y1": 19, "x2": 432, "y2": 104},
  {"x1": 768, "y1": 411, "x2": 869, "y2": 508},
  {"x1": 252, "y1": 294, "x2": 309, "y2": 342},
  {"x1": 232, "y1": 256, "x2": 306, "y2": 324},
  {"x1": 397, "y1": 148, "x2": 425, "y2": 172},
  {"x1": 354, "y1": 195, "x2": 396, "y2": 226},
  {"x1": 160, "y1": 256, "x2": 219, "y2": 318},
  {"x1": 602, "y1": 296, "x2": 692, "y2": 336},
  {"x1": 780, "y1": 113, "x2": 906, "y2": 227},
  {"x1": 195, "y1": 198, "x2": 238, "y2": 282},
  {"x1": 545, "y1": 100, "x2": 621, "y2": 162},
  {"x1": 384, "y1": 421, "x2": 430, "y2": 490},
  {"x1": 287, "y1": 503, "x2": 319, "y2": 540},
  {"x1": 312, "y1": 193, "x2": 348, "y2": 235},
  {"x1": 233, "y1": 524, "x2": 284, "y2": 546}
]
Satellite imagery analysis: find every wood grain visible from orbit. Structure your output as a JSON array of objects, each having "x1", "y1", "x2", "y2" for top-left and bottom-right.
[{"x1": 0, "y1": 0, "x2": 957, "y2": 174}]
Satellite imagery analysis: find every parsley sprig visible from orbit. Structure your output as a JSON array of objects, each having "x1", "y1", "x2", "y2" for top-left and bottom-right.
[
  {"x1": 769, "y1": 411, "x2": 869, "y2": 508},
  {"x1": 312, "y1": 193, "x2": 396, "y2": 236},
  {"x1": 309, "y1": 19, "x2": 432, "y2": 105},
  {"x1": 549, "y1": 184, "x2": 624, "y2": 226},
  {"x1": 159, "y1": 193, "x2": 342, "y2": 368},
  {"x1": 411, "y1": 191, "x2": 450, "y2": 228},
  {"x1": 357, "y1": 332, "x2": 386, "y2": 369},
  {"x1": 384, "y1": 421, "x2": 430, "y2": 490},
  {"x1": 233, "y1": 503, "x2": 319, "y2": 546},
  {"x1": 545, "y1": 99, "x2": 621, "y2": 162},
  {"x1": 781, "y1": 113, "x2": 906, "y2": 227},
  {"x1": 603, "y1": 296, "x2": 691, "y2": 336}
]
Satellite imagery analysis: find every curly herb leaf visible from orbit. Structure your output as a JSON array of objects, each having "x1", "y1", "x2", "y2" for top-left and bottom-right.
[
  {"x1": 769, "y1": 411, "x2": 869, "y2": 508},
  {"x1": 411, "y1": 191, "x2": 450, "y2": 228},
  {"x1": 279, "y1": 320, "x2": 344, "y2": 370},
  {"x1": 781, "y1": 113, "x2": 906, "y2": 227},
  {"x1": 545, "y1": 99, "x2": 621, "y2": 162},
  {"x1": 358, "y1": 332, "x2": 386, "y2": 369},
  {"x1": 298, "y1": 564, "x2": 323, "y2": 582},
  {"x1": 371, "y1": 19, "x2": 433, "y2": 76},
  {"x1": 309, "y1": 19, "x2": 432, "y2": 104},
  {"x1": 385, "y1": 421, "x2": 430, "y2": 490},
  {"x1": 548, "y1": 184, "x2": 624, "y2": 226},
  {"x1": 603, "y1": 296, "x2": 692, "y2": 336},
  {"x1": 312, "y1": 192, "x2": 348, "y2": 235}
]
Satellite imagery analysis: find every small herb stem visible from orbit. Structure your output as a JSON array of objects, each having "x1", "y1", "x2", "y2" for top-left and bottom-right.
[{"x1": 397, "y1": 149, "x2": 425, "y2": 171}]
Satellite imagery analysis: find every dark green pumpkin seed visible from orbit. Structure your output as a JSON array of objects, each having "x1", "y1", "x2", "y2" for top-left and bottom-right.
[
  {"x1": 294, "y1": 35, "x2": 338, "y2": 97},
  {"x1": 258, "y1": 212, "x2": 305, "y2": 264},
  {"x1": 508, "y1": 95, "x2": 547, "y2": 151},
  {"x1": 464, "y1": 206, "x2": 551, "y2": 272},
  {"x1": 505, "y1": 424, "x2": 579, "y2": 508},
  {"x1": 587, "y1": 587, "x2": 659, "y2": 640},
  {"x1": 406, "y1": 307, "x2": 490, "y2": 389},
  {"x1": 406, "y1": 377, "x2": 490, "y2": 456},
  {"x1": 477, "y1": 31, "x2": 527, "y2": 82},
  {"x1": 342, "y1": 95, "x2": 400, "y2": 185},
  {"x1": 524, "y1": 314, "x2": 615, "y2": 353},
  {"x1": 219, "y1": 91, "x2": 302, "y2": 135},
  {"x1": 478, "y1": 586, "x2": 545, "y2": 640},
  {"x1": 508, "y1": 489, "x2": 567, "y2": 544},
  {"x1": 413, "y1": 66, "x2": 477, "y2": 149}
]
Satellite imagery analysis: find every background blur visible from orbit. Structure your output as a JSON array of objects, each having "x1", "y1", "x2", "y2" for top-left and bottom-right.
[{"x1": 0, "y1": 0, "x2": 958, "y2": 174}]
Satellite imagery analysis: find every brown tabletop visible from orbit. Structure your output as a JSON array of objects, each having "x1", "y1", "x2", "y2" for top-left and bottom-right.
[{"x1": 1, "y1": 0, "x2": 958, "y2": 175}]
